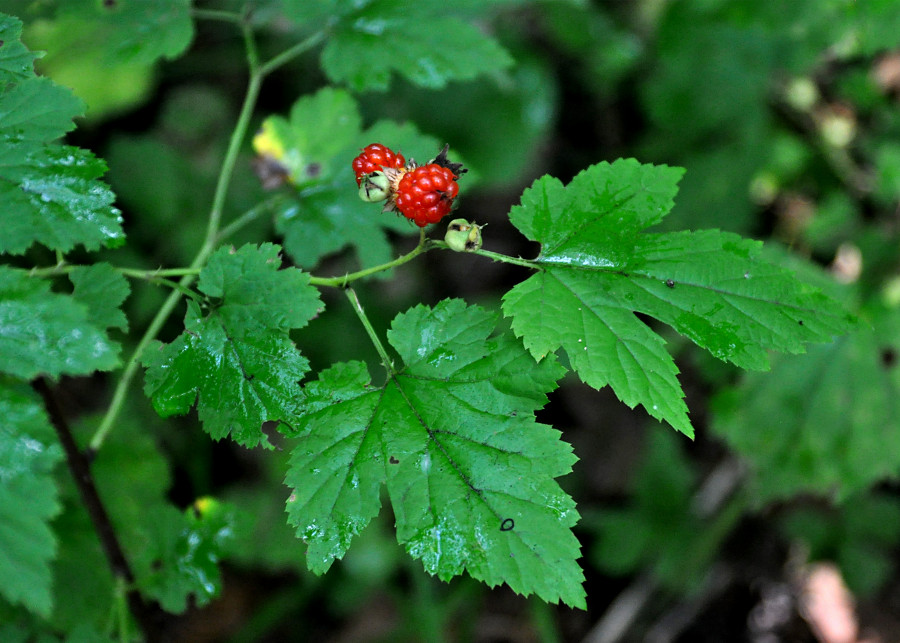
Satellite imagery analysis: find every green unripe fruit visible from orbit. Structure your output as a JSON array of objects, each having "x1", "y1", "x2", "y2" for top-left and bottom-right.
[
  {"x1": 445, "y1": 219, "x2": 483, "y2": 252},
  {"x1": 359, "y1": 171, "x2": 391, "y2": 202}
]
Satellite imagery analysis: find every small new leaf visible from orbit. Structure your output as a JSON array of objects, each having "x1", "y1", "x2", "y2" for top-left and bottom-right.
[
  {"x1": 503, "y1": 159, "x2": 855, "y2": 436},
  {"x1": 143, "y1": 244, "x2": 322, "y2": 447},
  {"x1": 286, "y1": 299, "x2": 585, "y2": 608}
]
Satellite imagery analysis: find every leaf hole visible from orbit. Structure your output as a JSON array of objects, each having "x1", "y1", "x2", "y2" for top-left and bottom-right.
[
  {"x1": 389, "y1": 455, "x2": 399, "y2": 464},
  {"x1": 500, "y1": 518, "x2": 514, "y2": 532},
  {"x1": 797, "y1": 320, "x2": 804, "y2": 326},
  {"x1": 881, "y1": 348, "x2": 896, "y2": 369}
]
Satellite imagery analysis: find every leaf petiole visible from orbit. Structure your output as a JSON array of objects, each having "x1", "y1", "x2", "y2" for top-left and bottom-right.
[{"x1": 345, "y1": 287, "x2": 395, "y2": 375}]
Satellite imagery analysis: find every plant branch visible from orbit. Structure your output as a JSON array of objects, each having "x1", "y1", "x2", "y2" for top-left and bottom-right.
[
  {"x1": 33, "y1": 378, "x2": 160, "y2": 640},
  {"x1": 260, "y1": 30, "x2": 327, "y2": 77},
  {"x1": 346, "y1": 287, "x2": 395, "y2": 374},
  {"x1": 90, "y1": 23, "x2": 269, "y2": 451},
  {"x1": 431, "y1": 239, "x2": 541, "y2": 270},
  {"x1": 310, "y1": 227, "x2": 430, "y2": 287}
]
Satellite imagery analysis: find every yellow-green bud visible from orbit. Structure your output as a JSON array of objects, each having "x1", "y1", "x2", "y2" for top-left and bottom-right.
[
  {"x1": 444, "y1": 219, "x2": 483, "y2": 252},
  {"x1": 359, "y1": 171, "x2": 391, "y2": 202}
]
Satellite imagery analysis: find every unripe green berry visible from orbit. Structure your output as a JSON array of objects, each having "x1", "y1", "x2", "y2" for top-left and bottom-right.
[
  {"x1": 359, "y1": 171, "x2": 391, "y2": 202},
  {"x1": 445, "y1": 219, "x2": 483, "y2": 252}
]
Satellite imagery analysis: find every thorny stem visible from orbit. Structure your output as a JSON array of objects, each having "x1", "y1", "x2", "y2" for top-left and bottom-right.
[{"x1": 346, "y1": 287, "x2": 395, "y2": 375}]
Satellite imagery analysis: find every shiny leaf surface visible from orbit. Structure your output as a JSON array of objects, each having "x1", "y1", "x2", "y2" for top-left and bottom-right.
[
  {"x1": 503, "y1": 159, "x2": 855, "y2": 436},
  {"x1": 0, "y1": 25, "x2": 123, "y2": 255},
  {"x1": 142, "y1": 244, "x2": 322, "y2": 447},
  {"x1": 285, "y1": 300, "x2": 585, "y2": 608}
]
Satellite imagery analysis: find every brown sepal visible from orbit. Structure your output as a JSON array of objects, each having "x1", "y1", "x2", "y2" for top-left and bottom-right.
[{"x1": 429, "y1": 144, "x2": 467, "y2": 178}]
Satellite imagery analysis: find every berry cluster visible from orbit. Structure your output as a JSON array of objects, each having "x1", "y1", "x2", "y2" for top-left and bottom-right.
[{"x1": 351, "y1": 143, "x2": 466, "y2": 227}]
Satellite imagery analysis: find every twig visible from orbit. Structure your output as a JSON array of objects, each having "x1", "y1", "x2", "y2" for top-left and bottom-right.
[{"x1": 33, "y1": 378, "x2": 160, "y2": 640}]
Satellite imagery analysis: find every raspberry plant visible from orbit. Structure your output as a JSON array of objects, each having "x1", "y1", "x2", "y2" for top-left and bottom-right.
[{"x1": 0, "y1": 3, "x2": 873, "y2": 640}]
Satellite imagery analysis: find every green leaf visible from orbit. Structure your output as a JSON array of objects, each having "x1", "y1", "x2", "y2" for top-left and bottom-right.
[
  {"x1": 0, "y1": 267, "x2": 119, "y2": 378},
  {"x1": 56, "y1": 0, "x2": 194, "y2": 65},
  {"x1": 286, "y1": 299, "x2": 585, "y2": 607},
  {"x1": 142, "y1": 244, "x2": 322, "y2": 447},
  {"x1": 0, "y1": 378, "x2": 63, "y2": 617},
  {"x1": 139, "y1": 499, "x2": 237, "y2": 613},
  {"x1": 284, "y1": 0, "x2": 513, "y2": 91},
  {"x1": 0, "y1": 15, "x2": 38, "y2": 83},
  {"x1": 502, "y1": 159, "x2": 855, "y2": 436},
  {"x1": 255, "y1": 88, "x2": 362, "y2": 188},
  {"x1": 69, "y1": 263, "x2": 130, "y2": 332},
  {"x1": 0, "y1": 26, "x2": 124, "y2": 254},
  {"x1": 712, "y1": 303, "x2": 900, "y2": 502}
]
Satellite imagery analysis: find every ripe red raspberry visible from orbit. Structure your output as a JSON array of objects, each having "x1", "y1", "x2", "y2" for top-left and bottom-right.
[
  {"x1": 352, "y1": 144, "x2": 406, "y2": 186},
  {"x1": 394, "y1": 164, "x2": 460, "y2": 227}
]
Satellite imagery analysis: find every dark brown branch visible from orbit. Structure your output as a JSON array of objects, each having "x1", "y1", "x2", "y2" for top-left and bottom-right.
[{"x1": 33, "y1": 377, "x2": 161, "y2": 640}]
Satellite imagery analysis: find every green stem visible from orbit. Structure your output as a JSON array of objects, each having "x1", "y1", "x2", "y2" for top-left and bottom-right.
[
  {"x1": 310, "y1": 227, "x2": 430, "y2": 287},
  {"x1": 191, "y1": 8, "x2": 242, "y2": 23},
  {"x1": 259, "y1": 30, "x2": 327, "y2": 77},
  {"x1": 345, "y1": 287, "x2": 395, "y2": 374},
  {"x1": 117, "y1": 267, "x2": 200, "y2": 280},
  {"x1": 214, "y1": 194, "x2": 288, "y2": 243},
  {"x1": 431, "y1": 240, "x2": 541, "y2": 270},
  {"x1": 90, "y1": 23, "x2": 268, "y2": 451}
]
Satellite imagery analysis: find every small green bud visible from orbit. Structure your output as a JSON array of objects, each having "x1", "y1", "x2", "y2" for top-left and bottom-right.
[
  {"x1": 359, "y1": 171, "x2": 391, "y2": 202},
  {"x1": 445, "y1": 219, "x2": 483, "y2": 252}
]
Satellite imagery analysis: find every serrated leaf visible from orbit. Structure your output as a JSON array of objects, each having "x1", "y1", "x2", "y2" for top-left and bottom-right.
[
  {"x1": 502, "y1": 159, "x2": 855, "y2": 436},
  {"x1": 0, "y1": 378, "x2": 63, "y2": 617},
  {"x1": 286, "y1": 299, "x2": 585, "y2": 607},
  {"x1": 0, "y1": 15, "x2": 38, "y2": 83},
  {"x1": 69, "y1": 263, "x2": 129, "y2": 332},
  {"x1": 142, "y1": 244, "x2": 322, "y2": 447},
  {"x1": 712, "y1": 303, "x2": 900, "y2": 503},
  {"x1": 284, "y1": 0, "x2": 513, "y2": 91},
  {"x1": 0, "y1": 267, "x2": 119, "y2": 378},
  {"x1": 0, "y1": 30, "x2": 124, "y2": 255}
]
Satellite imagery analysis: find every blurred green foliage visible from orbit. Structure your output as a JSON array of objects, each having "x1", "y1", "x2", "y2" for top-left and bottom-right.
[{"x1": 3, "y1": 0, "x2": 900, "y2": 639}]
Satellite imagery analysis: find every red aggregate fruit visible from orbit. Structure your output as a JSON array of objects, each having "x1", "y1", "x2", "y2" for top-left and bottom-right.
[
  {"x1": 351, "y1": 143, "x2": 406, "y2": 186},
  {"x1": 394, "y1": 163, "x2": 460, "y2": 227}
]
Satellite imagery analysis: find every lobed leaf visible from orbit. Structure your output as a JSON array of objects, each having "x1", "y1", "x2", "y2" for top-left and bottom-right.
[
  {"x1": 286, "y1": 299, "x2": 585, "y2": 607},
  {"x1": 284, "y1": 0, "x2": 513, "y2": 91},
  {"x1": 142, "y1": 244, "x2": 322, "y2": 448},
  {"x1": 503, "y1": 159, "x2": 855, "y2": 436},
  {"x1": 0, "y1": 378, "x2": 63, "y2": 617},
  {"x1": 0, "y1": 267, "x2": 119, "y2": 379}
]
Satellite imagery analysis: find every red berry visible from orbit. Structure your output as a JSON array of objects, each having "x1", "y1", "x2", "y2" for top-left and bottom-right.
[
  {"x1": 352, "y1": 144, "x2": 406, "y2": 186},
  {"x1": 394, "y1": 164, "x2": 459, "y2": 227}
]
